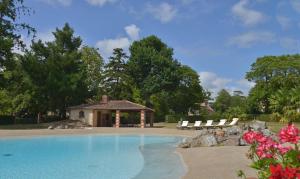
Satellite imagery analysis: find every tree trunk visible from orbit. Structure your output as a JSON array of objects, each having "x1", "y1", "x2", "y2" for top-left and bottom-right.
[{"x1": 37, "y1": 112, "x2": 41, "y2": 124}]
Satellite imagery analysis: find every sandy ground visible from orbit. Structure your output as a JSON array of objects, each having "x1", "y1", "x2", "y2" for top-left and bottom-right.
[
  {"x1": 178, "y1": 147, "x2": 256, "y2": 179},
  {"x1": 0, "y1": 128, "x2": 256, "y2": 179}
]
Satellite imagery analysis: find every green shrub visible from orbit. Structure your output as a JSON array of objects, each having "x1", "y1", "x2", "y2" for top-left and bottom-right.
[
  {"x1": 165, "y1": 114, "x2": 185, "y2": 123},
  {"x1": 0, "y1": 115, "x2": 15, "y2": 125},
  {"x1": 15, "y1": 117, "x2": 37, "y2": 124},
  {"x1": 43, "y1": 115, "x2": 62, "y2": 123}
]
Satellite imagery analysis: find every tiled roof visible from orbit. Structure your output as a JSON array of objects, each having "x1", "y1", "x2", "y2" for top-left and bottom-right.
[{"x1": 67, "y1": 100, "x2": 154, "y2": 111}]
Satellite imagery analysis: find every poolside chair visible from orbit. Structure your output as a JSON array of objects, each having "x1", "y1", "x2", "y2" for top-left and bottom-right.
[
  {"x1": 215, "y1": 119, "x2": 227, "y2": 128},
  {"x1": 226, "y1": 118, "x2": 239, "y2": 127},
  {"x1": 177, "y1": 120, "x2": 189, "y2": 129},
  {"x1": 188, "y1": 121, "x2": 202, "y2": 130},
  {"x1": 203, "y1": 120, "x2": 213, "y2": 128}
]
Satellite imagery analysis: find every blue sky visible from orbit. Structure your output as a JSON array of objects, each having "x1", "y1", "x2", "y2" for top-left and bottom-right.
[{"x1": 20, "y1": 0, "x2": 300, "y2": 97}]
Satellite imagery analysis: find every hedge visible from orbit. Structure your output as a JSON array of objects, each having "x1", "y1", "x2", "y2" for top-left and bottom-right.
[
  {"x1": 0, "y1": 115, "x2": 63, "y2": 125},
  {"x1": 165, "y1": 113, "x2": 300, "y2": 123},
  {"x1": 0, "y1": 115, "x2": 15, "y2": 125}
]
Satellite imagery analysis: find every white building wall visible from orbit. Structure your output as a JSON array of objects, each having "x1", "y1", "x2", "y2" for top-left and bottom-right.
[{"x1": 69, "y1": 109, "x2": 93, "y2": 126}]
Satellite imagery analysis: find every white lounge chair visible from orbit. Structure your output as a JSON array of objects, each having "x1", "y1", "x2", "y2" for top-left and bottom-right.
[
  {"x1": 203, "y1": 120, "x2": 213, "y2": 128},
  {"x1": 188, "y1": 121, "x2": 202, "y2": 130},
  {"x1": 177, "y1": 120, "x2": 189, "y2": 129},
  {"x1": 227, "y1": 118, "x2": 239, "y2": 126},
  {"x1": 215, "y1": 119, "x2": 227, "y2": 128}
]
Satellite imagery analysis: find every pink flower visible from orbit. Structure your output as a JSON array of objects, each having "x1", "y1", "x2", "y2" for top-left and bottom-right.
[
  {"x1": 276, "y1": 144, "x2": 292, "y2": 155},
  {"x1": 256, "y1": 138, "x2": 277, "y2": 158},
  {"x1": 279, "y1": 124, "x2": 300, "y2": 144},
  {"x1": 256, "y1": 134, "x2": 268, "y2": 143},
  {"x1": 243, "y1": 131, "x2": 258, "y2": 144}
]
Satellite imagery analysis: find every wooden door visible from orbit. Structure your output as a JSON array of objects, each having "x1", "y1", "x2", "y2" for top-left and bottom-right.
[{"x1": 97, "y1": 111, "x2": 102, "y2": 127}]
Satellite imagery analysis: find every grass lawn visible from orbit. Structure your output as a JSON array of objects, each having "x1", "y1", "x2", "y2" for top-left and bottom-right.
[
  {"x1": 0, "y1": 123, "x2": 50, "y2": 130},
  {"x1": 266, "y1": 122, "x2": 300, "y2": 133}
]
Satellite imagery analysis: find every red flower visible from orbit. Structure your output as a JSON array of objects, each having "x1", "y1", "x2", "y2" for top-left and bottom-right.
[
  {"x1": 283, "y1": 167, "x2": 298, "y2": 178},
  {"x1": 269, "y1": 164, "x2": 283, "y2": 179},
  {"x1": 269, "y1": 164, "x2": 300, "y2": 179},
  {"x1": 279, "y1": 124, "x2": 300, "y2": 144}
]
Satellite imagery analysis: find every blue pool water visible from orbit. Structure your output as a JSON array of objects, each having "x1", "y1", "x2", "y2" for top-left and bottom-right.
[{"x1": 0, "y1": 135, "x2": 185, "y2": 179}]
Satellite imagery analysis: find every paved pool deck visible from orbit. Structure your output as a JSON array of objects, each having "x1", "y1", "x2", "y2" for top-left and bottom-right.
[{"x1": 0, "y1": 128, "x2": 256, "y2": 179}]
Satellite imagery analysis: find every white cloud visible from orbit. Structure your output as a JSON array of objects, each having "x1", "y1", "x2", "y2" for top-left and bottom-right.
[
  {"x1": 277, "y1": 15, "x2": 292, "y2": 29},
  {"x1": 34, "y1": 31, "x2": 55, "y2": 43},
  {"x1": 236, "y1": 79, "x2": 255, "y2": 94},
  {"x1": 280, "y1": 37, "x2": 299, "y2": 50},
  {"x1": 147, "y1": 2, "x2": 177, "y2": 23},
  {"x1": 95, "y1": 37, "x2": 130, "y2": 59},
  {"x1": 124, "y1": 24, "x2": 140, "y2": 40},
  {"x1": 291, "y1": 0, "x2": 300, "y2": 13},
  {"x1": 232, "y1": 0, "x2": 266, "y2": 26},
  {"x1": 229, "y1": 31, "x2": 275, "y2": 48},
  {"x1": 39, "y1": 0, "x2": 72, "y2": 6},
  {"x1": 199, "y1": 71, "x2": 232, "y2": 98},
  {"x1": 199, "y1": 71, "x2": 255, "y2": 98},
  {"x1": 13, "y1": 30, "x2": 54, "y2": 54},
  {"x1": 85, "y1": 0, "x2": 117, "y2": 7},
  {"x1": 95, "y1": 24, "x2": 141, "y2": 59}
]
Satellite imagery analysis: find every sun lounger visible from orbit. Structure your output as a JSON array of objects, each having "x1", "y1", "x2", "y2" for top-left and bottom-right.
[
  {"x1": 226, "y1": 118, "x2": 239, "y2": 126},
  {"x1": 203, "y1": 120, "x2": 213, "y2": 128},
  {"x1": 188, "y1": 121, "x2": 202, "y2": 130},
  {"x1": 215, "y1": 119, "x2": 227, "y2": 128},
  {"x1": 177, "y1": 120, "x2": 189, "y2": 129}
]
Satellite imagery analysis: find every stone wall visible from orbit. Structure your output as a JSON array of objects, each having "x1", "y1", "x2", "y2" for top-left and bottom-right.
[
  {"x1": 69, "y1": 109, "x2": 93, "y2": 126},
  {"x1": 178, "y1": 120, "x2": 274, "y2": 148}
]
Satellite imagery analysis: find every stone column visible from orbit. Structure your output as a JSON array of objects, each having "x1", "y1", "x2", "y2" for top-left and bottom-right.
[
  {"x1": 93, "y1": 110, "x2": 97, "y2": 127},
  {"x1": 115, "y1": 110, "x2": 120, "y2": 128},
  {"x1": 140, "y1": 110, "x2": 145, "y2": 128}
]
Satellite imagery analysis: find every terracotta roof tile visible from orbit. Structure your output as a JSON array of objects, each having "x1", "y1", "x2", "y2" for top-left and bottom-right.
[{"x1": 67, "y1": 100, "x2": 154, "y2": 111}]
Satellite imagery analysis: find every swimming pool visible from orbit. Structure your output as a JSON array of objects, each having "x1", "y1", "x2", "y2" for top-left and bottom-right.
[{"x1": 0, "y1": 135, "x2": 185, "y2": 179}]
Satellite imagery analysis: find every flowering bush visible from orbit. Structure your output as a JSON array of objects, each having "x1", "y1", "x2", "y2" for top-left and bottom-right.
[{"x1": 241, "y1": 124, "x2": 300, "y2": 179}]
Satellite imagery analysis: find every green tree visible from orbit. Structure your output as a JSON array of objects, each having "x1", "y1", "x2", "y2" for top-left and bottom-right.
[
  {"x1": 104, "y1": 48, "x2": 132, "y2": 99},
  {"x1": 246, "y1": 55, "x2": 300, "y2": 113},
  {"x1": 231, "y1": 90, "x2": 246, "y2": 108},
  {"x1": 127, "y1": 35, "x2": 181, "y2": 105},
  {"x1": 0, "y1": 55, "x2": 33, "y2": 116},
  {"x1": 81, "y1": 46, "x2": 104, "y2": 99},
  {"x1": 22, "y1": 23, "x2": 89, "y2": 118},
  {"x1": 0, "y1": 0, "x2": 35, "y2": 71},
  {"x1": 0, "y1": 0, "x2": 35, "y2": 116},
  {"x1": 169, "y1": 65, "x2": 204, "y2": 114},
  {"x1": 213, "y1": 89, "x2": 231, "y2": 113}
]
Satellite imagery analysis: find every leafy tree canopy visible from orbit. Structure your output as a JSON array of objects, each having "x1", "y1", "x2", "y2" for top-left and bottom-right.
[
  {"x1": 104, "y1": 48, "x2": 133, "y2": 100},
  {"x1": 0, "y1": 0, "x2": 35, "y2": 70},
  {"x1": 246, "y1": 55, "x2": 300, "y2": 113}
]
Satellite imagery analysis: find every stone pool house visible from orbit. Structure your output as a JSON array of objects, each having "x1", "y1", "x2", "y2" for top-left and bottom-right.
[{"x1": 67, "y1": 95, "x2": 154, "y2": 128}]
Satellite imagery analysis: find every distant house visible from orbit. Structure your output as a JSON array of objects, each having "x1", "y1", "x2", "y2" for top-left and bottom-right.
[
  {"x1": 67, "y1": 95, "x2": 154, "y2": 128},
  {"x1": 200, "y1": 100, "x2": 214, "y2": 113},
  {"x1": 188, "y1": 100, "x2": 214, "y2": 116}
]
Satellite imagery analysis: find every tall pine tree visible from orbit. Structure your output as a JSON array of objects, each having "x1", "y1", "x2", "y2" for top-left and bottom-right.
[{"x1": 104, "y1": 48, "x2": 132, "y2": 100}]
